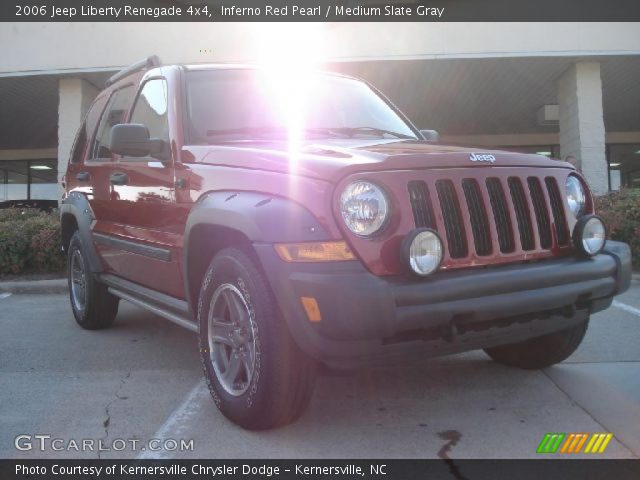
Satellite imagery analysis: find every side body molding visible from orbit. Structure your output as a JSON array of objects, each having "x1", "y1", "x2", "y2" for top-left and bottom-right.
[
  {"x1": 183, "y1": 191, "x2": 333, "y2": 314},
  {"x1": 59, "y1": 192, "x2": 103, "y2": 273}
]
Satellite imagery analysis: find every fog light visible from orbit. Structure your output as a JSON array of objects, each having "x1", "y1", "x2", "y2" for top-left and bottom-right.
[
  {"x1": 573, "y1": 215, "x2": 606, "y2": 256},
  {"x1": 402, "y1": 229, "x2": 443, "y2": 276}
]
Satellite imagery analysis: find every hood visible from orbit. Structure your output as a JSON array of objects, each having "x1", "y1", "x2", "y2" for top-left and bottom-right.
[{"x1": 188, "y1": 139, "x2": 573, "y2": 183}]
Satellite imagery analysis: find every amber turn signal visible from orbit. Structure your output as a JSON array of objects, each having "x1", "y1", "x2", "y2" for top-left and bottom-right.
[
  {"x1": 274, "y1": 241, "x2": 355, "y2": 262},
  {"x1": 300, "y1": 297, "x2": 322, "y2": 322}
]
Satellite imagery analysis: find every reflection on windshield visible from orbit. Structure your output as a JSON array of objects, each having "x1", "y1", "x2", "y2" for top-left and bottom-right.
[{"x1": 186, "y1": 69, "x2": 418, "y2": 144}]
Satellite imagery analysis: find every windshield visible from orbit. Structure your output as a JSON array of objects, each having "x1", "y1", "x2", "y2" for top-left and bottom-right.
[{"x1": 185, "y1": 69, "x2": 418, "y2": 144}]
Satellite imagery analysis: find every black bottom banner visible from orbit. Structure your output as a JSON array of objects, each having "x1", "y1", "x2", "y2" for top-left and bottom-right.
[{"x1": 1, "y1": 459, "x2": 639, "y2": 480}]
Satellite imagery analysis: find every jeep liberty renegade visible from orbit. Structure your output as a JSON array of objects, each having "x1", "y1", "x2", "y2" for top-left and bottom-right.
[{"x1": 61, "y1": 56, "x2": 632, "y2": 429}]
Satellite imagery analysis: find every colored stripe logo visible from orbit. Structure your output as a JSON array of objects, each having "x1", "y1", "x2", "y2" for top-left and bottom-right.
[{"x1": 537, "y1": 433, "x2": 613, "y2": 454}]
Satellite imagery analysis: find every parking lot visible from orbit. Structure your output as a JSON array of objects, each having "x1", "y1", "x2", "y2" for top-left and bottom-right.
[{"x1": 1, "y1": 276, "x2": 639, "y2": 460}]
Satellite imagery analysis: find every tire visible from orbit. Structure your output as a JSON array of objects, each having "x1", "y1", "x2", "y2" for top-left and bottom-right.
[
  {"x1": 67, "y1": 231, "x2": 119, "y2": 330},
  {"x1": 484, "y1": 320, "x2": 589, "y2": 370},
  {"x1": 197, "y1": 247, "x2": 317, "y2": 430}
]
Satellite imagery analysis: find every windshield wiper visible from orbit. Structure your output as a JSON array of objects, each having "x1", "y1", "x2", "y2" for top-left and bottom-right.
[
  {"x1": 205, "y1": 126, "x2": 347, "y2": 142},
  {"x1": 207, "y1": 126, "x2": 286, "y2": 138},
  {"x1": 323, "y1": 126, "x2": 415, "y2": 139},
  {"x1": 204, "y1": 126, "x2": 414, "y2": 143},
  {"x1": 344, "y1": 127, "x2": 415, "y2": 140}
]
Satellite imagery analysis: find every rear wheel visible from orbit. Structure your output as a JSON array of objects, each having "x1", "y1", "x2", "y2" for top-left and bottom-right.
[
  {"x1": 67, "y1": 231, "x2": 119, "y2": 330},
  {"x1": 484, "y1": 320, "x2": 588, "y2": 369},
  {"x1": 197, "y1": 247, "x2": 317, "y2": 430}
]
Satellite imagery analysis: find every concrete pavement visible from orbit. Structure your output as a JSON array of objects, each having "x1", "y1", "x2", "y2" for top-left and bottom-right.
[{"x1": 0, "y1": 276, "x2": 639, "y2": 459}]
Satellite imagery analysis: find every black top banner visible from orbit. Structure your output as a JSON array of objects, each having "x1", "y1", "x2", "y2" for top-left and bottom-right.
[{"x1": 3, "y1": 0, "x2": 640, "y2": 22}]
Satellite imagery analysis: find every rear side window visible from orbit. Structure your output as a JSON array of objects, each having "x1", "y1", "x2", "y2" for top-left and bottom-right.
[
  {"x1": 89, "y1": 85, "x2": 135, "y2": 161},
  {"x1": 69, "y1": 95, "x2": 108, "y2": 164},
  {"x1": 129, "y1": 78, "x2": 169, "y2": 144},
  {"x1": 69, "y1": 122, "x2": 86, "y2": 165}
]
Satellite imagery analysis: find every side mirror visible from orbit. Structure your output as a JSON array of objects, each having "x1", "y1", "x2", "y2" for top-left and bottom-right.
[
  {"x1": 109, "y1": 124, "x2": 166, "y2": 159},
  {"x1": 420, "y1": 129, "x2": 440, "y2": 142}
]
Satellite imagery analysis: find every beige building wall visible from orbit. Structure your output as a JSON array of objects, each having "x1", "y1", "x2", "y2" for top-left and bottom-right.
[
  {"x1": 1, "y1": 22, "x2": 639, "y2": 198},
  {"x1": 1, "y1": 22, "x2": 639, "y2": 75}
]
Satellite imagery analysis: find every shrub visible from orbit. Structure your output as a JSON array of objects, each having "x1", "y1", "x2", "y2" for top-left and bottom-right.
[
  {"x1": 0, "y1": 208, "x2": 65, "y2": 276},
  {"x1": 595, "y1": 188, "x2": 640, "y2": 267}
]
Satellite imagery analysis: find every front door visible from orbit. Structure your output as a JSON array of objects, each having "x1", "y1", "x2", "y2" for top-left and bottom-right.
[{"x1": 99, "y1": 77, "x2": 184, "y2": 298}]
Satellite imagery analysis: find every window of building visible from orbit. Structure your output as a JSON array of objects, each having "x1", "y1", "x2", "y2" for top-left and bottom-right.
[
  {"x1": 498, "y1": 145, "x2": 561, "y2": 159},
  {"x1": 0, "y1": 159, "x2": 57, "y2": 202},
  {"x1": 90, "y1": 85, "x2": 135, "y2": 160},
  {"x1": 607, "y1": 144, "x2": 640, "y2": 190}
]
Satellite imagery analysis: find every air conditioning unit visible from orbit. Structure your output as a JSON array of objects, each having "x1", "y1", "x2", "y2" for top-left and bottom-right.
[{"x1": 537, "y1": 105, "x2": 559, "y2": 125}]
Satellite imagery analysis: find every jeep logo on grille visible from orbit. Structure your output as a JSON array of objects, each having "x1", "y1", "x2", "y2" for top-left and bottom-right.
[{"x1": 470, "y1": 153, "x2": 496, "y2": 163}]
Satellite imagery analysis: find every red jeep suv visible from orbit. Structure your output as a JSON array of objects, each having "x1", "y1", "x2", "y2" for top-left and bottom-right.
[{"x1": 61, "y1": 57, "x2": 632, "y2": 430}]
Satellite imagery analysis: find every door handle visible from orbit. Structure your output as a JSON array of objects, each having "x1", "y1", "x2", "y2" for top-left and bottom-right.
[
  {"x1": 76, "y1": 171, "x2": 90, "y2": 181},
  {"x1": 109, "y1": 172, "x2": 128, "y2": 185}
]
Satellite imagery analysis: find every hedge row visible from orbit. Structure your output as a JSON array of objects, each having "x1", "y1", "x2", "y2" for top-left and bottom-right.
[
  {"x1": 595, "y1": 188, "x2": 640, "y2": 267},
  {"x1": 0, "y1": 208, "x2": 65, "y2": 276}
]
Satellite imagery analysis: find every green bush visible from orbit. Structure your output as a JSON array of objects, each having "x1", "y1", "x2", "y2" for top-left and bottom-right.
[
  {"x1": 0, "y1": 208, "x2": 65, "y2": 276},
  {"x1": 595, "y1": 188, "x2": 640, "y2": 267}
]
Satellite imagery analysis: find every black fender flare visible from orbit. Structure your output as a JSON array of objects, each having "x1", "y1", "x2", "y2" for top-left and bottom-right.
[
  {"x1": 183, "y1": 191, "x2": 333, "y2": 315},
  {"x1": 59, "y1": 192, "x2": 103, "y2": 273}
]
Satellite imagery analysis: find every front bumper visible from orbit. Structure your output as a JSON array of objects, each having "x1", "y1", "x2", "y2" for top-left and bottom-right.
[{"x1": 255, "y1": 240, "x2": 632, "y2": 368}]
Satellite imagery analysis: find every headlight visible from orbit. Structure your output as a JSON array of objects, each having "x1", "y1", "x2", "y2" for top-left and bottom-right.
[
  {"x1": 340, "y1": 181, "x2": 389, "y2": 236},
  {"x1": 565, "y1": 175, "x2": 586, "y2": 218},
  {"x1": 572, "y1": 215, "x2": 606, "y2": 256},
  {"x1": 402, "y1": 229, "x2": 443, "y2": 276}
]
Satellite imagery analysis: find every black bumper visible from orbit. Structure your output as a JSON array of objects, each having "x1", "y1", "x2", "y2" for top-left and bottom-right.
[{"x1": 255, "y1": 241, "x2": 632, "y2": 367}]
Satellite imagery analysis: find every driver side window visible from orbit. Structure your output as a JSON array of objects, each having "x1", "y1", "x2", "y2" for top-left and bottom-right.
[
  {"x1": 89, "y1": 86, "x2": 134, "y2": 161},
  {"x1": 129, "y1": 78, "x2": 169, "y2": 145}
]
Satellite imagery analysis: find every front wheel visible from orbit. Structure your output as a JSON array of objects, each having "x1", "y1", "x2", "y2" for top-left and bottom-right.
[
  {"x1": 197, "y1": 248, "x2": 317, "y2": 430},
  {"x1": 484, "y1": 320, "x2": 589, "y2": 369}
]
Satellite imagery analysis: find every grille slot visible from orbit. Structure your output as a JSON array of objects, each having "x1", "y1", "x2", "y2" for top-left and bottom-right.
[
  {"x1": 527, "y1": 177, "x2": 552, "y2": 249},
  {"x1": 508, "y1": 177, "x2": 535, "y2": 251},
  {"x1": 436, "y1": 179, "x2": 468, "y2": 258},
  {"x1": 545, "y1": 177, "x2": 570, "y2": 246},
  {"x1": 407, "y1": 180, "x2": 436, "y2": 229},
  {"x1": 486, "y1": 178, "x2": 515, "y2": 253},
  {"x1": 461, "y1": 179, "x2": 492, "y2": 256}
]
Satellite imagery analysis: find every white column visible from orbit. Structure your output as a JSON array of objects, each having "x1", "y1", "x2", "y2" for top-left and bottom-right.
[
  {"x1": 57, "y1": 78, "x2": 98, "y2": 197},
  {"x1": 558, "y1": 62, "x2": 607, "y2": 194}
]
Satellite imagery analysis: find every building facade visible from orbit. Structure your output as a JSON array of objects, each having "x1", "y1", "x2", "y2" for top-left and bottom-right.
[{"x1": 0, "y1": 22, "x2": 639, "y2": 205}]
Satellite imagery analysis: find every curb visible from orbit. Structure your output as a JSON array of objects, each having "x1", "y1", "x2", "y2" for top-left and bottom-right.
[{"x1": 0, "y1": 278, "x2": 68, "y2": 295}]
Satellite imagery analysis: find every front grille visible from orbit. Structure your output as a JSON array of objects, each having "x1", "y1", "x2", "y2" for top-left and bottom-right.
[
  {"x1": 436, "y1": 180, "x2": 468, "y2": 258},
  {"x1": 486, "y1": 178, "x2": 515, "y2": 253},
  {"x1": 528, "y1": 177, "x2": 552, "y2": 249},
  {"x1": 407, "y1": 180, "x2": 436, "y2": 229},
  {"x1": 462, "y1": 179, "x2": 492, "y2": 256},
  {"x1": 408, "y1": 172, "x2": 571, "y2": 260},
  {"x1": 508, "y1": 177, "x2": 535, "y2": 251},
  {"x1": 545, "y1": 177, "x2": 570, "y2": 246}
]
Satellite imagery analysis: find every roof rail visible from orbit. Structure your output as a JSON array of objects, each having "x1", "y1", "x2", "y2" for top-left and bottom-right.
[{"x1": 105, "y1": 55, "x2": 161, "y2": 86}]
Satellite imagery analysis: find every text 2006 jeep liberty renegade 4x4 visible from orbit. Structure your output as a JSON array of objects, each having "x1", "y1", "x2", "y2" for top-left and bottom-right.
[{"x1": 61, "y1": 57, "x2": 631, "y2": 430}]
